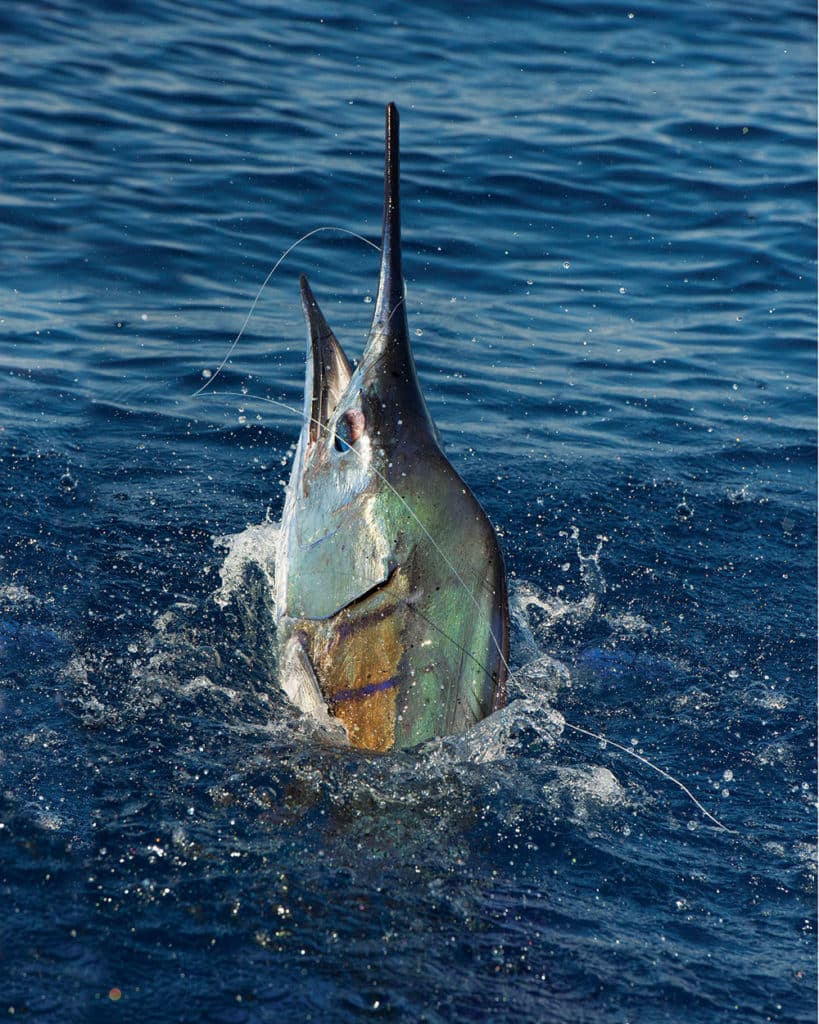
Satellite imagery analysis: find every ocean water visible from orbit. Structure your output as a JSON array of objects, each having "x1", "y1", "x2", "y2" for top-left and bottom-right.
[{"x1": 0, "y1": 1, "x2": 815, "y2": 1021}]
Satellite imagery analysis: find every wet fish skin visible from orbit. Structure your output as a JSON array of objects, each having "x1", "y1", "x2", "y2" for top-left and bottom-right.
[{"x1": 276, "y1": 103, "x2": 508, "y2": 751}]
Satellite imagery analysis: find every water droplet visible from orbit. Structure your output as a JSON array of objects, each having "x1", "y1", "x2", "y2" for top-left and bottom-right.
[
  {"x1": 562, "y1": 261, "x2": 571, "y2": 270},
  {"x1": 414, "y1": 328, "x2": 423, "y2": 336},
  {"x1": 363, "y1": 295, "x2": 373, "y2": 304},
  {"x1": 619, "y1": 286, "x2": 627, "y2": 294},
  {"x1": 723, "y1": 769, "x2": 734, "y2": 782}
]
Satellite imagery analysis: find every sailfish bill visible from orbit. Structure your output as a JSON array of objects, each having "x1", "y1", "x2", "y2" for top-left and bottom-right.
[{"x1": 275, "y1": 103, "x2": 508, "y2": 752}]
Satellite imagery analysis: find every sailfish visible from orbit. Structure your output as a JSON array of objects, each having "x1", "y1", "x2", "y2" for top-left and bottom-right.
[{"x1": 275, "y1": 103, "x2": 508, "y2": 752}]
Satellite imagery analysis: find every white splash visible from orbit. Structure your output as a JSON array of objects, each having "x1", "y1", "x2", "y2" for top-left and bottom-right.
[{"x1": 213, "y1": 521, "x2": 280, "y2": 609}]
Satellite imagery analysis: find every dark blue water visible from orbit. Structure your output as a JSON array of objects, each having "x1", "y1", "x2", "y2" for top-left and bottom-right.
[{"x1": 1, "y1": 2, "x2": 815, "y2": 1021}]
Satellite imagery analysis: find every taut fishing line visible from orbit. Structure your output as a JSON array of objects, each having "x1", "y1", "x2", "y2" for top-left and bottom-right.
[{"x1": 192, "y1": 226, "x2": 381, "y2": 399}]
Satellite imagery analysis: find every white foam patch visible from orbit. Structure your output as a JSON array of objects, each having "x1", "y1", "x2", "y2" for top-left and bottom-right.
[
  {"x1": 424, "y1": 656, "x2": 570, "y2": 766},
  {"x1": 604, "y1": 611, "x2": 658, "y2": 637},
  {"x1": 213, "y1": 521, "x2": 280, "y2": 609},
  {"x1": 510, "y1": 581, "x2": 597, "y2": 653},
  {"x1": 547, "y1": 765, "x2": 628, "y2": 821},
  {"x1": 430, "y1": 700, "x2": 566, "y2": 766},
  {"x1": 178, "y1": 675, "x2": 240, "y2": 702},
  {"x1": 794, "y1": 842, "x2": 817, "y2": 889},
  {"x1": 62, "y1": 654, "x2": 112, "y2": 725},
  {"x1": 0, "y1": 583, "x2": 50, "y2": 608},
  {"x1": 510, "y1": 653, "x2": 573, "y2": 700},
  {"x1": 507, "y1": 530, "x2": 612, "y2": 652}
]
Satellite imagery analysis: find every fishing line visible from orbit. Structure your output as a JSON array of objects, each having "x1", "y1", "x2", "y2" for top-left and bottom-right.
[
  {"x1": 205, "y1": 388, "x2": 732, "y2": 833},
  {"x1": 192, "y1": 226, "x2": 382, "y2": 398},
  {"x1": 561, "y1": 722, "x2": 735, "y2": 833}
]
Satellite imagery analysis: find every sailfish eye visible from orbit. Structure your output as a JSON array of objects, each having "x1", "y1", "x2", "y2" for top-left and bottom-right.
[{"x1": 334, "y1": 408, "x2": 366, "y2": 452}]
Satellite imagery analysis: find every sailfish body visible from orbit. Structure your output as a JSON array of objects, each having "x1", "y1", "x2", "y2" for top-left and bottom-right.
[{"x1": 275, "y1": 104, "x2": 508, "y2": 752}]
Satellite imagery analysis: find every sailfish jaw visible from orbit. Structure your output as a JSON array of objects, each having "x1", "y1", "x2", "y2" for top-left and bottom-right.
[{"x1": 299, "y1": 273, "x2": 353, "y2": 446}]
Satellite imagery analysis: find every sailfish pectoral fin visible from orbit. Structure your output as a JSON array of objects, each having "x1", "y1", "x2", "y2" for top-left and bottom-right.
[{"x1": 280, "y1": 635, "x2": 348, "y2": 742}]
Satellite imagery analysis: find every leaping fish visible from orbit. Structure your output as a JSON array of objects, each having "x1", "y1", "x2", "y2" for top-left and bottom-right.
[{"x1": 275, "y1": 103, "x2": 508, "y2": 752}]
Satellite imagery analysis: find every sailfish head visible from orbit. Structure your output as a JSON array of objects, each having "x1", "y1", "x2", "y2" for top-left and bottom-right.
[{"x1": 277, "y1": 103, "x2": 508, "y2": 749}]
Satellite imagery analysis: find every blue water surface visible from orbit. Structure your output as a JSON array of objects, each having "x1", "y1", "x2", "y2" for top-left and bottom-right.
[{"x1": 0, "y1": 2, "x2": 816, "y2": 1022}]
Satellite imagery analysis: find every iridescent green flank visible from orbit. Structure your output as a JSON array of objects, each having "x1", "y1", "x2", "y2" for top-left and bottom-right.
[{"x1": 275, "y1": 103, "x2": 508, "y2": 751}]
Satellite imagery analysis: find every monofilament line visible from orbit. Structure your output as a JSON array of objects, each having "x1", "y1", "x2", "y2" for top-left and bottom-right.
[
  {"x1": 192, "y1": 226, "x2": 381, "y2": 398},
  {"x1": 562, "y1": 721, "x2": 736, "y2": 832}
]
